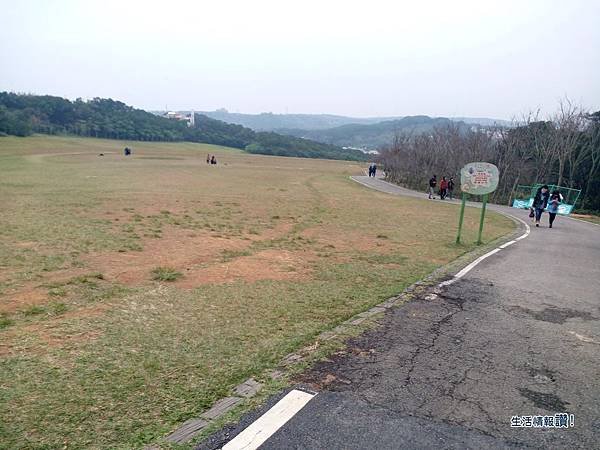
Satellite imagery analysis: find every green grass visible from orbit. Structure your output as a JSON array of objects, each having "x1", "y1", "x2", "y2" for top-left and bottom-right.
[
  {"x1": 0, "y1": 135, "x2": 515, "y2": 449},
  {"x1": 151, "y1": 267, "x2": 183, "y2": 282},
  {"x1": 0, "y1": 315, "x2": 14, "y2": 329}
]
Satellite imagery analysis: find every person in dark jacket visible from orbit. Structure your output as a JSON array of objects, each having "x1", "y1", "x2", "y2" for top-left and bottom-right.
[
  {"x1": 428, "y1": 175, "x2": 437, "y2": 199},
  {"x1": 447, "y1": 177, "x2": 455, "y2": 200},
  {"x1": 532, "y1": 185, "x2": 550, "y2": 227}
]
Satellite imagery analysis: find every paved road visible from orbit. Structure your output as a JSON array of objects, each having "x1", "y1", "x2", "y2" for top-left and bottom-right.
[{"x1": 200, "y1": 177, "x2": 600, "y2": 450}]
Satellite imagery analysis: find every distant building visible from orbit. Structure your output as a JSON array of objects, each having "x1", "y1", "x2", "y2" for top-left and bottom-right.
[
  {"x1": 343, "y1": 146, "x2": 379, "y2": 155},
  {"x1": 163, "y1": 110, "x2": 195, "y2": 127}
]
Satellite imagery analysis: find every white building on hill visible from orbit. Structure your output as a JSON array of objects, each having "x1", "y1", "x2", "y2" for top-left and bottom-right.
[{"x1": 164, "y1": 110, "x2": 195, "y2": 127}]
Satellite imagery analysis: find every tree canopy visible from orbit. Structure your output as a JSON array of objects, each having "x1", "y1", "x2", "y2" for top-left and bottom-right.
[{"x1": 0, "y1": 92, "x2": 367, "y2": 161}]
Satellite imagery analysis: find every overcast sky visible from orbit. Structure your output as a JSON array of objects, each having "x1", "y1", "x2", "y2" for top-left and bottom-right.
[{"x1": 1, "y1": 0, "x2": 599, "y2": 119}]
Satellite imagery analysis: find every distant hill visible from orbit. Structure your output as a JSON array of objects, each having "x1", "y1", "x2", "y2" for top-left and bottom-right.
[
  {"x1": 450, "y1": 117, "x2": 512, "y2": 127},
  {"x1": 277, "y1": 116, "x2": 471, "y2": 149},
  {"x1": 187, "y1": 109, "x2": 511, "y2": 132},
  {"x1": 192, "y1": 109, "x2": 394, "y2": 131},
  {"x1": 176, "y1": 110, "x2": 510, "y2": 149},
  {"x1": 0, "y1": 93, "x2": 367, "y2": 161}
]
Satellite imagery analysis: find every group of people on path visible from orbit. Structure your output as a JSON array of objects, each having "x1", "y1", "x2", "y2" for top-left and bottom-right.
[
  {"x1": 531, "y1": 185, "x2": 563, "y2": 228},
  {"x1": 368, "y1": 163, "x2": 377, "y2": 177},
  {"x1": 206, "y1": 154, "x2": 217, "y2": 165},
  {"x1": 428, "y1": 174, "x2": 455, "y2": 200},
  {"x1": 425, "y1": 174, "x2": 563, "y2": 228}
]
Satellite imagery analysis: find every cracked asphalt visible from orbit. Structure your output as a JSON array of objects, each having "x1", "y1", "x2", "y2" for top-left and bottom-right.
[{"x1": 200, "y1": 176, "x2": 600, "y2": 450}]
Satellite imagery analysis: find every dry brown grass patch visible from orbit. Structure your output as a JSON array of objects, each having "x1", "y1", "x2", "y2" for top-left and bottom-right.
[{"x1": 177, "y1": 248, "x2": 314, "y2": 287}]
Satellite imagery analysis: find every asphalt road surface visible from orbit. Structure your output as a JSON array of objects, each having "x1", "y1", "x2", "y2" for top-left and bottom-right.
[{"x1": 200, "y1": 176, "x2": 600, "y2": 450}]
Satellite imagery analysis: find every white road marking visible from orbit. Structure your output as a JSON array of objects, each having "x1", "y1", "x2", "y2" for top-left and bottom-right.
[
  {"x1": 568, "y1": 331, "x2": 600, "y2": 345},
  {"x1": 454, "y1": 248, "x2": 501, "y2": 279},
  {"x1": 499, "y1": 240, "x2": 516, "y2": 249},
  {"x1": 442, "y1": 218, "x2": 530, "y2": 284},
  {"x1": 222, "y1": 389, "x2": 315, "y2": 450}
]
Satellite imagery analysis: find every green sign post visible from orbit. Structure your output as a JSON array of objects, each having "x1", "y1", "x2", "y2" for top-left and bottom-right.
[{"x1": 455, "y1": 162, "x2": 499, "y2": 245}]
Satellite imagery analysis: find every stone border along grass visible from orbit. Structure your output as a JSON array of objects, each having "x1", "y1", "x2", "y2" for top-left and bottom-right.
[{"x1": 148, "y1": 212, "x2": 525, "y2": 449}]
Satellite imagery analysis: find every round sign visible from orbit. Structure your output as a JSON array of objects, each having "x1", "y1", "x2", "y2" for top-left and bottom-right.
[{"x1": 460, "y1": 162, "x2": 499, "y2": 195}]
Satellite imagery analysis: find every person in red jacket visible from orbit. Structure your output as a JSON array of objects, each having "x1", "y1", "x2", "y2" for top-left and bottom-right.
[{"x1": 439, "y1": 176, "x2": 448, "y2": 200}]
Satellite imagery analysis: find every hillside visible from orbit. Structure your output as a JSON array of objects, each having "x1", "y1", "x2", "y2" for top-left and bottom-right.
[
  {"x1": 190, "y1": 109, "x2": 511, "y2": 132},
  {"x1": 278, "y1": 116, "x2": 471, "y2": 149},
  {"x1": 0, "y1": 93, "x2": 366, "y2": 161},
  {"x1": 194, "y1": 109, "x2": 395, "y2": 130}
]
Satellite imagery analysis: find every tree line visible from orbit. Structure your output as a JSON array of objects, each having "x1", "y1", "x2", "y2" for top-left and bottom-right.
[
  {"x1": 0, "y1": 92, "x2": 367, "y2": 161},
  {"x1": 378, "y1": 100, "x2": 600, "y2": 212}
]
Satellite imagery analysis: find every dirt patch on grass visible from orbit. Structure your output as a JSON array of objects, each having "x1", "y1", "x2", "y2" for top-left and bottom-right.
[
  {"x1": 85, "y1": 227, "x2": 248, "y2": 285},
  {"x1": 301, "y1": 226, "x2": 391, "y2": 253},
  {"x1": 84, "y1": 222, "x2": 296, "y2": 287},
  {"x1": 1, "y1": 288, "x2": 49, "y2": 314},
  {"x1": 0, "y1": 304, "x2": 108, "y2": 356},
  {"x1": 177, "y1": 249, "x2": 314, "y2": 287},
  {"x1": 0, "y1": 268, "x2": 93, "y2": 314},
  {"x1": 14, "y1": 241, "x2": 39, "y2": 249}
]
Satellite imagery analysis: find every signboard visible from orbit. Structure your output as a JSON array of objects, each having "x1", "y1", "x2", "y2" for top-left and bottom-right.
[
  {"x1": 460, "y1": 162, "x2": 499, "y2": 195},
  {"x1": 456, "y1": 162, "x2": 500, "y2": 245}
]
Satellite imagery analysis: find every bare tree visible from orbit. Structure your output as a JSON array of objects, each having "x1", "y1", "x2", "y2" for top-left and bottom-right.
[
  {"x1": 553, "y1": 98, "x2": 586, "y2": 187},
  {"x1": 378, "y1": 101, "x2": 597, "y2": 209}
]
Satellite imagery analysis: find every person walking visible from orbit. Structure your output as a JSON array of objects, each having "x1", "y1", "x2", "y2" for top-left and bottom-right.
[
  {"x1": 547, "y1": 190, "x2": 562, "y2": 228},
  {"x1": 447, "y1": 177, "x2": 455, "y2": 200},
  {"x1": 439, "y1": 176, "x2": 448, "y2": 200},
  {"x1": 372, "y1": 163, "x2": 377, "y2": 178},
  {"x1": 532, "y1": 185, "x2": 550, "y2": 227},
  {"x1": 368, "y1": 163, "x2": 374, "y2": 177},
  {"x1": 428, "y1": 175, "x2": 437, "y2": 199}
]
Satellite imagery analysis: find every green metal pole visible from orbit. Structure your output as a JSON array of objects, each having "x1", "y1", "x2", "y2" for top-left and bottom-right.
[
  {"x1": 456, "y1": 193, "x2": 467, "y2": 244},
  {"x1": 477, "y1": 194, "x2": 488, "y2": 245}
]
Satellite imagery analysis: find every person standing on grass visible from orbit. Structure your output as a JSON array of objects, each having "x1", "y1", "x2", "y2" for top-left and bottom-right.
[
  {"x1": 532, "y1": 185, "x2": 550, "y2": 227},
  {"x1": 448, "y1": 177, "x2": 455, "y2": 200},
  {"x1": 547, "y1": 190, "x2": 562, "y2": 228},
  {"x1": 440, "y1": 176, "x2": 448, "y2": 200},
  {"x1": 206, "y1": 154, "x2": 210, "y2": 164},
  {"x1": 428, "y1": 175, "x2": 437, "y2": 199}
]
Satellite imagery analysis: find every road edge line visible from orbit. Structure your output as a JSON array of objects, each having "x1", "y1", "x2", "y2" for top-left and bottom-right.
[{"x1": 222, "y1": 389, "x2": 315, "y2": 450}]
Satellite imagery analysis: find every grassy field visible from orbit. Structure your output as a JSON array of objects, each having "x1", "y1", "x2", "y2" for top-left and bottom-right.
[{"x1": 0, "y1": 135, "x2": 514, "y2": 449}]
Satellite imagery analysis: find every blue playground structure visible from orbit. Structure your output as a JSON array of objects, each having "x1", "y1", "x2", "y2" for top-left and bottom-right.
[{"x1": 511, "y1": 184, "x2": 581, "y2": 215}]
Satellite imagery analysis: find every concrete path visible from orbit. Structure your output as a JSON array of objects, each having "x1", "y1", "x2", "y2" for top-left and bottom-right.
[{"x1": 199, "y1": 176, "x2": 600, "y2": 450}]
